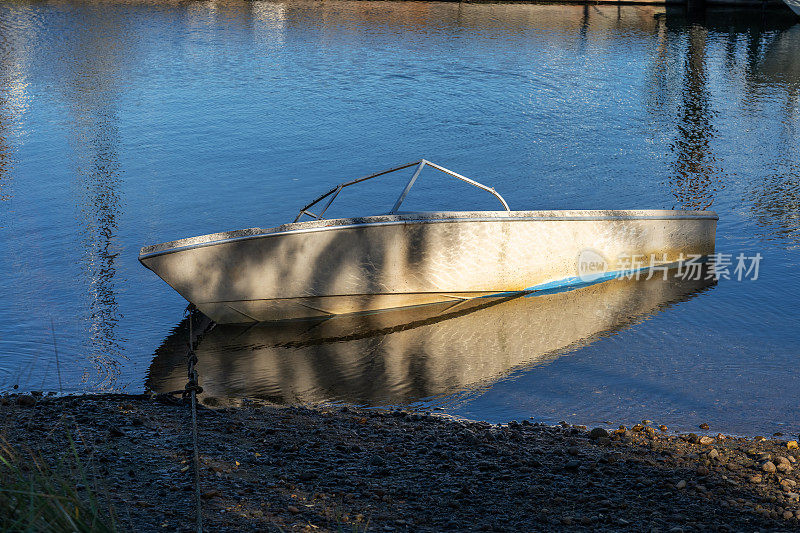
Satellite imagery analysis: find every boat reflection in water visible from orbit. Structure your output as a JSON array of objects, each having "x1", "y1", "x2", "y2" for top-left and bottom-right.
[
  {"x1": 756, "y1": 25, "x2": 800, "y2": 97},
  {"x1": 147, "y1": 274, "x2": 714, "y2": 407}
]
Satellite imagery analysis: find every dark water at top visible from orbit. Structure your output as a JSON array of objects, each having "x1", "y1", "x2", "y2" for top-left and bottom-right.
[{"x1": 1, "y1": 0, "x2": 799, "y2": 435}]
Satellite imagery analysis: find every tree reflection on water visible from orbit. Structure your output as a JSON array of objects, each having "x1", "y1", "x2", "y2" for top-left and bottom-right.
[
  {"x1": 669, "y1": 23, "x2": 726, "y2": 211},
  {"x1": 60, "y1": 11, "x2": 130, "y2": 390}
]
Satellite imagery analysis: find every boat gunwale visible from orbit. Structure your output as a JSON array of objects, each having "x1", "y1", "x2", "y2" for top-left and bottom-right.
[{"x1": 139, "y1": 210, "x2": 718, "y2": 261}]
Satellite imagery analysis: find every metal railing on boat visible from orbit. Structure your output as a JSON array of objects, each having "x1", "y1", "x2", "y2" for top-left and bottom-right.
[{"x1": 293, "y1": 159, "x2": 510, "y2": 223}]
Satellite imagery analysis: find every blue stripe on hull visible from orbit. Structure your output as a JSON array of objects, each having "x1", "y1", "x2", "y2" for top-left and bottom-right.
[{"x1": 480, "y1": 259, "x2": 708, "y2": 300}]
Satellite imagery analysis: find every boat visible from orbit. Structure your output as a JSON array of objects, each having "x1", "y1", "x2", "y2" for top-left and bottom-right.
[
  {"x1": 139, "y1": 160, "x2": 717, "y2": 324},
  {"x1": 783, "y1": 0, "x2": 800, "y2": 17},
  {"x1": 146, "y1": 273, "x2": 715, "y2": 405}
]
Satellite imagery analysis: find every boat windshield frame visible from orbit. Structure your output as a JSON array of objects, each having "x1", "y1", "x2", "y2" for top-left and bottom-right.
[{"x1": 293, "y1": 159, "x2": 511, "y2": 223}]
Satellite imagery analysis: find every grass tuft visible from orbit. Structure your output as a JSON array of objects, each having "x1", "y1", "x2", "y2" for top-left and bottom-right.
[{"x1": 0, "y1": 437, "x2": 117, "y2": 532}]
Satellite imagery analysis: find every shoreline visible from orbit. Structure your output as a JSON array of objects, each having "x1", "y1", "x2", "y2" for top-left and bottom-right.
[
  {"x1": 2, "y1": 393, "x2": 799, "y2": 531},
  {"x1": 14, "y1": 0, "x2": 791, "y2": 9}
]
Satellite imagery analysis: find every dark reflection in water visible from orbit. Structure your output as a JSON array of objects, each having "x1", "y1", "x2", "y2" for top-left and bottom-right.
[
  {"x1": 0, "y1": 99, "x2": 11, "y2": 204},
  {"x1": 751, "y1": 25, "x2": 800, "y2": 93},
  {"x1": 147, "y1": 275, "x2": 714, "y2": 407},
  {"x1": 747, "y1": 26, "x2": 800, "y2": 245},
  {"x1": 59, "y1": 11, "x2": 130, "y2": 389},
  {"x1": 750, "y1": 156, "x2": 800, "y2": 245},
  {"x1": 666, "y1": 22, "x2": 725, "y2": 210}
]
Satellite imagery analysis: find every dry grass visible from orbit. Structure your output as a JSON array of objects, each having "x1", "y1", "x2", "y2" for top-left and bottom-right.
[{"x1": 0, "y1": 437, "x2": 117, "y2": 533}]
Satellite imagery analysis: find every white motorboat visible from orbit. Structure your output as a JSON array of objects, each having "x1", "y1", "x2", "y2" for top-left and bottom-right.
[{"x1": 139, "y1": 160, "x2": 717, "y2": 324}]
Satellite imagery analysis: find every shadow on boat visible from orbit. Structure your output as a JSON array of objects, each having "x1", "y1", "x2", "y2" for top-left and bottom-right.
[{"x1": 146, "y1": 274, "x2": 715, "y2": 408}]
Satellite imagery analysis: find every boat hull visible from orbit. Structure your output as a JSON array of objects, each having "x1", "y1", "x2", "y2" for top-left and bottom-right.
[
  {"x1": 784, "y1": 0, "x2": 800, "y2": 16},
  {"x1": 139, "y1": 210, "x2": 717, "y2": 324}
]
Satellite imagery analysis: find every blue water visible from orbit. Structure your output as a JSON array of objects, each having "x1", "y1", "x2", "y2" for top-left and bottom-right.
[{"x1": 1, "y1": 1, "x2": 798, "y2": 435}]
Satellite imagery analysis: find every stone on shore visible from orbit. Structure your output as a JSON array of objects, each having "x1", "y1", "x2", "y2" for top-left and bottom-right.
[
  {"x1": 1, "y1": 395, "x2": 798, "y2": 532},
  {"x1": 16, "y1": 395, "x2": 36, "y2": 407}
]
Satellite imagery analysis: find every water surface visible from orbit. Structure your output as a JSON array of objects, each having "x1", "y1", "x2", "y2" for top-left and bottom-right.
[{"x1": 1, "y1": 1, "x2": 799, "y2": 435}]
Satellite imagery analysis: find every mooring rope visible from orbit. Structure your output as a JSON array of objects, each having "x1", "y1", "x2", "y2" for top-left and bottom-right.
[{"x1": 183, "y1": 304, "x2": 204, "y2": 533}]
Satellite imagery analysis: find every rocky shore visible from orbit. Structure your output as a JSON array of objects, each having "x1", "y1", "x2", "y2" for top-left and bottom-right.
[{"x1": 1, "y1": 393, "x2": 799, "y2": 532}]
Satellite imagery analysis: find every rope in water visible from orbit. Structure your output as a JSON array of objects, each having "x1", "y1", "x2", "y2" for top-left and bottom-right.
[{"x1": 183, "y1": 304, "x2": 204, "y2": 533}]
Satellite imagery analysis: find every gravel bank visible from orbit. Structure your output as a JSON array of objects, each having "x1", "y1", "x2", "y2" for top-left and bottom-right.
[{"x1": 1, "y1": 393, "x2": 798, "y2": 532}]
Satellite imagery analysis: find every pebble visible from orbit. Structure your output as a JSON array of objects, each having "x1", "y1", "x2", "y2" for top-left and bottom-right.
[
  {"x1": 589, "y1": 427, "x2": 609, "y2": 440},
  {"x1": 699, "y1": 423, "x2": 710, "y2": 430},
  {"x1": 699, "y1": 436, "x2": 714, "y2": 445},
  {"x1": 762, "y1": 461, "x2": 777, "y2": 473},
  {"x1": 16, "y1": 395, "x2": 36, "y2": 407},
  {"x1": 787, "y1": 441, "x2": 798, "y2": 450},
  {"x1": 3, "y1": 395, "x2": 797, "y2": 532}
]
